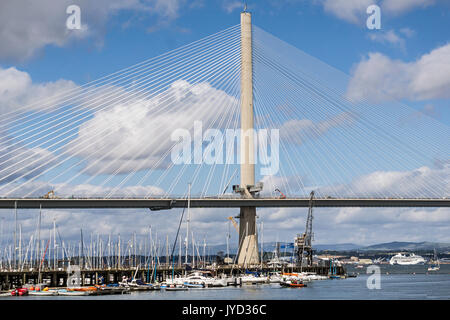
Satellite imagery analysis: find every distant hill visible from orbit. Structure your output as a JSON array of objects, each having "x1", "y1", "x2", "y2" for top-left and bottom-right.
[
  {"x1": 207, "y1": 242, "x2": 362, "y2": 254},
  {"x1": 205, "y1": 241, "x2": 450, "y2": 255},
  {"x1": 359, "y1": 241, "x2": 450, "y2": 252},
  {"x1": 314, "y1": 243, "x2": 362, "y2": 251}
]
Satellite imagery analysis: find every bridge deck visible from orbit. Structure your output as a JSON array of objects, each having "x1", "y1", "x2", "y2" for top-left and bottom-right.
[{"x1": 0, "y1": 198, "x2": 448, "y2": 209}]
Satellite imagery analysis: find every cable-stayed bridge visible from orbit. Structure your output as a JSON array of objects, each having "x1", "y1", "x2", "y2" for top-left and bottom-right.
[{"x1": 0, "y1": 11, "x2": 448, "y2": 263}]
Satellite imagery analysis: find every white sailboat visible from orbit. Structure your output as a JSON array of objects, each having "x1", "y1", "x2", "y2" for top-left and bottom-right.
[{"x1": 427, "y1": 249, "x2": 440, "y2": 271}]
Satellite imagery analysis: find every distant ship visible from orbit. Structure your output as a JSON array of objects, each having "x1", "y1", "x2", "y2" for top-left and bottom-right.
[{"x1": 389, "y1": 253, "x2": 426, "y2": 265}]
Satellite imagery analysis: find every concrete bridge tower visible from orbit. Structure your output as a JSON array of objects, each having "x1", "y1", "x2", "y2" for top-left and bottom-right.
[{"x1": 237, "y1": 9, "x2": 260, "y2": 266}]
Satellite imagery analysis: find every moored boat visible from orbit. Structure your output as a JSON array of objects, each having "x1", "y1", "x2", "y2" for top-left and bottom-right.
[
  {"x1": 427, "y1": 249, "x2": 440, "y2": 271},
  {"x1": 57, "y1": 289, "x2": 91, "y2": 296},
  {"x1": 11, "y1": 288, "x2": 28, "y2": 296},
  {"x1": 29, "y1": 290, "x2": 58, "y2": 296},
  {"x1": 184, "y1": 282, "x2": 205, "y2": 288},
  {"x1": 165, "y1": 284, "x2": 189, "y2": 291},
  {"x1": 280, "y1": 279, "x2": 307, "y2": 288}
]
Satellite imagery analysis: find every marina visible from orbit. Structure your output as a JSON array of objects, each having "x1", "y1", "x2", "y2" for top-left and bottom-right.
[
  {"x1": 1, "y1": 251, "x2": 449, "y2": 299},
  {"x1": 1, "y1": 265, "x2": 449, "y2": 300}
]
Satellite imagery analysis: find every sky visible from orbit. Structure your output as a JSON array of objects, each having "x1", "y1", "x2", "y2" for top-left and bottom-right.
[{"x1": 0, "y1": 0, "x2": 449, "y2": 250}]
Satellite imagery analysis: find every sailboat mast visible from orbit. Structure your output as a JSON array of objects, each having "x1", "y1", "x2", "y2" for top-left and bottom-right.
[
  {"x1": 185, "y1": 183, "x2": 191, "y2": 265},
  {"x1": 38, "y1": 205, "x2": 41, "y2": 272},
  {"x1": 178, "y1": 231, "x2": 182, "y2": 267},
  {"x1": 18, "y1": 224, "x2": 22, "y2": 271},
  {"x1": 203, "y1": 238, "x2": 206, "y2": 268},
  {"x1": 80, "y1": 229, "x2": 84, "y2": 270},
  {"x1": 53, "y1": 219, "x2": 56, "y2": 270},
  {"x1": 14, "y1": 201, "x2": 17, "y2": 270},
  {"x1": 261, "y1": 221, "x2": 264, "y2": 268},
  {"x1": 226, "y1": 220, "x2": 230, "y2": 262},
  {"x1": 118, "y1": 234, "x2": 121, "y2": 269},
  {"x1": 166, "y1": 234, "x2": 169, "y2": 267},
  {"x1": 192, "y1": 231, "x2": 195, "y2": 269}
]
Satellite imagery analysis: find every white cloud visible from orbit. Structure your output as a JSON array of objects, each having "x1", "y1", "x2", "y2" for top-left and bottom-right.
[
  {"x1": 0, "y1": 66, "x2": 78, "y2": 114},
  {"x1": 0, "y1": 178, "x2": 164, "y2": 198},
  {"x1": 399, "y1": 27, "x2": 416, "y2": 38},
  {"x1": 318, "y1": 163, "x2": 449, "y2": 198},
  {"x1": 346, "y1": 43, "x2": 450, "y2": 102},
  {"x1": 382, "y1": 0, "x2": 435, "y2": 15},
  {"x1": 0, "y1": 0, "x2": 185, "y2": 62},
  {"x1": 259, "y1": 175, "x2": 307, "y2": 197},
  {"x1": 66, "y1": 79, "x2": 238, "y2": 175},
  {"x1": 1, "y1": 197, "x2": 448, "y2": 248},
  {"x1": 280, "y1": 112, "x2": 356, "y2": 145},
  {"x1": 368, "y1": 30, "x2": 406, "y2": 47},
  {"x1": 318, "y1": 0, "x2": 437, "y2": 24},
  {"x1": 321, "y1": 0, "x2": 374, "y2": 24},
  {"x1": 222, "y1": 0, "x2": 244, "y2": 13},
  {"x1": 0, "y1": 133, "x2": 56, "y2": 184},
  {"x1": 334, "y1": 206, "x2": 450, "y2": 224}
]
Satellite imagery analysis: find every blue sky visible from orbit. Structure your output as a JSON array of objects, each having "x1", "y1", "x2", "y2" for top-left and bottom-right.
[
  {"x1": 0, "y1": 0, "x2": 449, "y2": 246},
  {"x1": 6, "y1": 1, "x2": 450, "y2": 90}
]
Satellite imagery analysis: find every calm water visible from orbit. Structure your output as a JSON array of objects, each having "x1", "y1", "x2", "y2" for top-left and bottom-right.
[{"x1": 7, "y1": 264, "x2": 450, "y2": 300}]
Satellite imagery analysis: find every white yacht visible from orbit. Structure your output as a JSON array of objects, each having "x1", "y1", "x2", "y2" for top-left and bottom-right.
[
  {"x1": 389, "y1": 253, "x2": 426, "y2": 265},
  {"x1": 240, "y1": 272, "x2": 268, "y2": 284},
  {"x1": 165, "y1": 271, "x2": 227, "y2": 287}
]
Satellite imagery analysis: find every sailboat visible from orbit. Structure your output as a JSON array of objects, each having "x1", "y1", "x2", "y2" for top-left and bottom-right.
[
  {"x1": 427, "y1": 249, "x2": 440, "y2": 271},
  {"x1": 164, "y1": 184, "x2": 191, "y2": 291}
]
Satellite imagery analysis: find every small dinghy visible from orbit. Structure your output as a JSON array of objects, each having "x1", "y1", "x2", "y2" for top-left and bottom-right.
[
  {"x1": 29, "y1": 290, "x2": 58, "y2": 296},
  {"x1": 280, "y1": 280, "x2": 307, "y2": 288},
  {"x1": 58, "y1": 289, "x2": 91, "y2": 296},
  {"x1": 184, "y1": 282, "x2": 204, "y2": 289}
]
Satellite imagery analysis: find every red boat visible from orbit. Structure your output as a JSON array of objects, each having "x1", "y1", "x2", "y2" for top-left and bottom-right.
[
  {"x1": 288, "y1": 282, "x2": 306, "y2": 288},
  {"x1": 11, "y1": 288, "x2": 29, "y2": 296},
  {"x1": 280, "y1": 280, "x2": 307, "y2": 288}
]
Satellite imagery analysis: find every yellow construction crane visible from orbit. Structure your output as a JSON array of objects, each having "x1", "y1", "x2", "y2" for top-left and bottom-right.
[{"x1": 227, "y1": 216, "x2": 239, "y2": 233}]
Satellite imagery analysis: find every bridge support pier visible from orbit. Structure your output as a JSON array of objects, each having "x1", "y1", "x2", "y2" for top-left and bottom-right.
[
  {"x1": 237, "y1": 207, "x2": 259, "y2": 265},
  {"x1": 236, "y1": 10, "x2": 259, "y2": 266}
]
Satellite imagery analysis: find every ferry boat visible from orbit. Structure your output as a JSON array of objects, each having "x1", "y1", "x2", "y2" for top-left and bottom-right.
[{"x1": 389, "y1": 253, "x2": 426, "y2": 265}]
